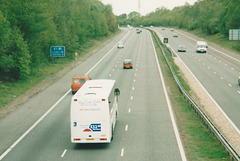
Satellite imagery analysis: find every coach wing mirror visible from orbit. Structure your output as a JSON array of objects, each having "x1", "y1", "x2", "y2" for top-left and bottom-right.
[{"x1": 114, "y1": 88, "x2": 120, "y2": 96}]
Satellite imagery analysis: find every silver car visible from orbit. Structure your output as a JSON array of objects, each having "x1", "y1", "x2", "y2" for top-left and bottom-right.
[{"x1": 178, "y1": 45, "x2": 186, "y2": 52}]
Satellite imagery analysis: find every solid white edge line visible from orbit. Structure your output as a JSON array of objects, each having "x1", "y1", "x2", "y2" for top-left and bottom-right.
[
  {"x1": 85, "y1": 30, "x2": 130, "y2": 76},
  {"x1": 149, "y1": 31, "x2": 187, "y2": 161},
  {"x1": 174, "y1": 47, "x2": 240, "y2": 135},
  {"x1": 0, "y1": 89, "x2": 71, "y2": 160},
  {"x1": 0, "y1": 29, "x2": 131, "y2": 161},
  {"x1": 177, "y1": 30, "x2": 240, "y2": 63}
]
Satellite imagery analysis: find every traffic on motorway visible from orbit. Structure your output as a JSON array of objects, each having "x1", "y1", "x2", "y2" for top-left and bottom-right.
[{"x1": 0, "y1": 29, "x2": 186, "y2": 161}]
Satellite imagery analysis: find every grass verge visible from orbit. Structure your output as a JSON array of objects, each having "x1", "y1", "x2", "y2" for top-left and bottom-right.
[
  {"x1": 184, "y1": 29, "x2": 240, "y2": 54},
  {"x1": 0, "y1": 31, "x2": 120, "y2": 109},
  {"x1": 150, "y1": 30, "x2": 231, "y2": 161}
]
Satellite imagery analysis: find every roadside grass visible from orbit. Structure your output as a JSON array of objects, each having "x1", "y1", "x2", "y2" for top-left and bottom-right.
[
  {"x1": 0, "y1": 62, "x2": 70, "y2": 108},
  {"x1": 0, "y1": 31, "x2": 120, "y2": 109},
  {"x1": 187, "y1": 29, "x2": 240, "y2": 54},
  {"x1": 151, "y1": 31, "x2": 231, "y2": 160}
]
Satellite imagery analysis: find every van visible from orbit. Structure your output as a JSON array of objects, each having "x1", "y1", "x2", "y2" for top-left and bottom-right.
[
  {"x1": 71, "y1": 75, "x2": 90, "y2": 94},
  {"x1": 196, "y1": 41, "x2": 207, "y2": 53}
]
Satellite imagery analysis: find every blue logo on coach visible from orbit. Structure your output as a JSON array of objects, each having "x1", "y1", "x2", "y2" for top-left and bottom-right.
[{"x1": 89, "y1": 123, "x2": 101, "y2": 132}]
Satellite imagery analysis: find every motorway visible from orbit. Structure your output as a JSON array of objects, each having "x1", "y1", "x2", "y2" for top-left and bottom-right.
[
  {"x1": 0, "y1": 29, "x2": 186, "y2": 161},
  {"x1": 153, "y1": 28, "x2": 240, "y2": 132}
]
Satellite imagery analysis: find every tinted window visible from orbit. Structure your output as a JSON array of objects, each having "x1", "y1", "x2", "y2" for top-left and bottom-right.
[{"x1": 80, "y1": 79, "x2": 86, "y2": 84}]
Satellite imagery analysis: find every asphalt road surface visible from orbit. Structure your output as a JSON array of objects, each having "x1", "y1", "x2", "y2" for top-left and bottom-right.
[
  {"x1": 0, "y1": 29, "x2": 186, "y2": 161},
  {"x1": 153, "y1": 27, "x2": 240, "y2": 133}
]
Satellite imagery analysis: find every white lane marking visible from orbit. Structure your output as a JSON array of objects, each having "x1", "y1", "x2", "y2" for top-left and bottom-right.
[
  {"x1": 112, "y1": 69, "x2": 115, "y2": 72},
  {"x1": 120, "y1": 148, "x2": 124, "y2": 157},
  {"x1": 228, "y1": 84, "x2": 232, "y2": 87},
  {"x1": 125, "y1": 125, "x2": 128, "y2": 131},
  {"x1": 109, "y1": 74, "x2": 112, "y2": 77},
  {"x1": 61, "y1": 149, "x2": 67, "y2": 158},
  {"x1": 237, "y1": 91, "x2": 240, "y2": 94},
  {"x1": 0, "y1": 89, "x2": 71, "y2": 160},
  {"x1": 128, "y1": 108, "x2": 131, "y2": 113},
  {"x1": 134, "y1": 79, "x2": 136, "y2": 82},
  {"x1": 131, "y1": 96, "x2": 133, "y2": 100},
  {"x1": 171, "y1": 42, "x2": 240, "y2": 136},
  {"x1": 220, "y1": 77, "x2": 223, "y2": 80},
  {"x1": 132, "y1": 87, "x2": 134, "y2": 90},
  {"x1": 0, "y1": 30, "x2": 131, "y2": 161},
  {"x1": 134, "y1": 74, "x2": 137, "y2": 76},
  {"x1": 214, "y1": 72, "x2": 217, "y2": 74},
  {"x1": 150, "y1": 32, "x2": 187, "y2": 161},
  {"x1": 177, "y1": 30, "x2": 240, "y2": 63},
  {"x1": 208, "y1": 67, "x2": 211, "y2": 69}
]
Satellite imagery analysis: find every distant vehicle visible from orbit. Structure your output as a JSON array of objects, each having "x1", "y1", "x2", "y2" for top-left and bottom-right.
[
  {"x1": 123, "y1": 59, "x2": 133, "y2": 69},
  {"x1": 178, "y1": 45, "x2": 186, "y2": 52},
  {"x1": 173, "y1": 33, "x2": 178, "y2": 37},
  {"x1": 70, "y1": 79, "x2": 120, "y2": 143},
  {"x1": 196, "y1": 41, "x2": 207, "y2": 53},
  {"x1": 170, "y1": 28, "x2": 174, "y2": 31},
  {"x1": 117, "y1": 42, "x2": 124, "y2": 48},
  {"x1": 150, "y1": 25, "x2": 154, "y2": 28},
  {"x1": 71, "y1": 75, "x2": 90, "y2": 94},
  {"x1": 140, "y1": 25, "x2": 143, "y2": 28},
  {"x1": 162, "y1": 28, "x2": 165, "y2": 30},
  {"x1": 136, "y1": 28, "x2": 141, "y2": 34}
]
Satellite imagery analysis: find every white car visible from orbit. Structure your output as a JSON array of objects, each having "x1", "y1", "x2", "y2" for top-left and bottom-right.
[
  {"x1": 178, "y1": 45, "x2": 186, "y2": 52},
  {"x1": 117, "y1": 42, "x2": 124, "y2": 48},
  {"x1": 173, "y1": 33, "x2": 178, "y2": 37},
  {"x1": 196, "y1": 41, "x2": 207, "y2": 53}
]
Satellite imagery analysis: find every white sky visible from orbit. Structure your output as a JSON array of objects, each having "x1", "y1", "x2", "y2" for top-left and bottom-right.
[{"x1": 100, "y1": 0, "x2": 198, "y2": 16}]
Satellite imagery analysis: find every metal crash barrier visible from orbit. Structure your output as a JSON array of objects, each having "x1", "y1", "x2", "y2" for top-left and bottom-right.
[{"x1": 150, "y1": 29, "x2": 240, "y2": 161}]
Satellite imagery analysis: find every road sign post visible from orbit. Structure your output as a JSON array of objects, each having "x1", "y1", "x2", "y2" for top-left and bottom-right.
[{"x1": 163, "y1": 38, "x2": 168, "y2": 43}]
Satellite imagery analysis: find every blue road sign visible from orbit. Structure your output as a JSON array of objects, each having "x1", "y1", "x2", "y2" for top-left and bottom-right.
[{"x1": 50, "y1": 46, "x2": 65, "y2": 57}]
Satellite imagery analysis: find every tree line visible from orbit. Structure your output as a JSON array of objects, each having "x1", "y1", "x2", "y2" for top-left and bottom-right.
[
  {"x1": 118, "y1": 0, "x2": 240, "y2": 50},
  {"x1": 0, "y1": 0, "x2": 118, "y2": 80}
]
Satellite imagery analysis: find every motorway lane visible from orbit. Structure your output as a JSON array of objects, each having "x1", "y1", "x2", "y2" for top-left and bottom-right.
[
  {"x1": 153, "y1": 28, "x2": 240, "y2": 130},
  {"x1": 0, "y1": 29, "x2": 130, "y2": 160},
  {"x1": 0, "y1": 29, "x2": 185, "y2": 161}
]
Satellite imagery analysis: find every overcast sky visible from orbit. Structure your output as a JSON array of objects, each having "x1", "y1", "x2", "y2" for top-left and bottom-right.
[{"x1": 100, "y1": 0, "x2": 198, "y2": 16}]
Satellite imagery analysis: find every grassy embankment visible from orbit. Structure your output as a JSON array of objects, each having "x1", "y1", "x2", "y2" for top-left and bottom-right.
[
  {"x1": 188, "y1": 29, "x2": 240, "y2": 54},
  {"x1": 0, "y1": 31, "x2": 120, "y2": 110},
  {"x1": 150, "y1": 30, "x2": 231, "y2": 160}
]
